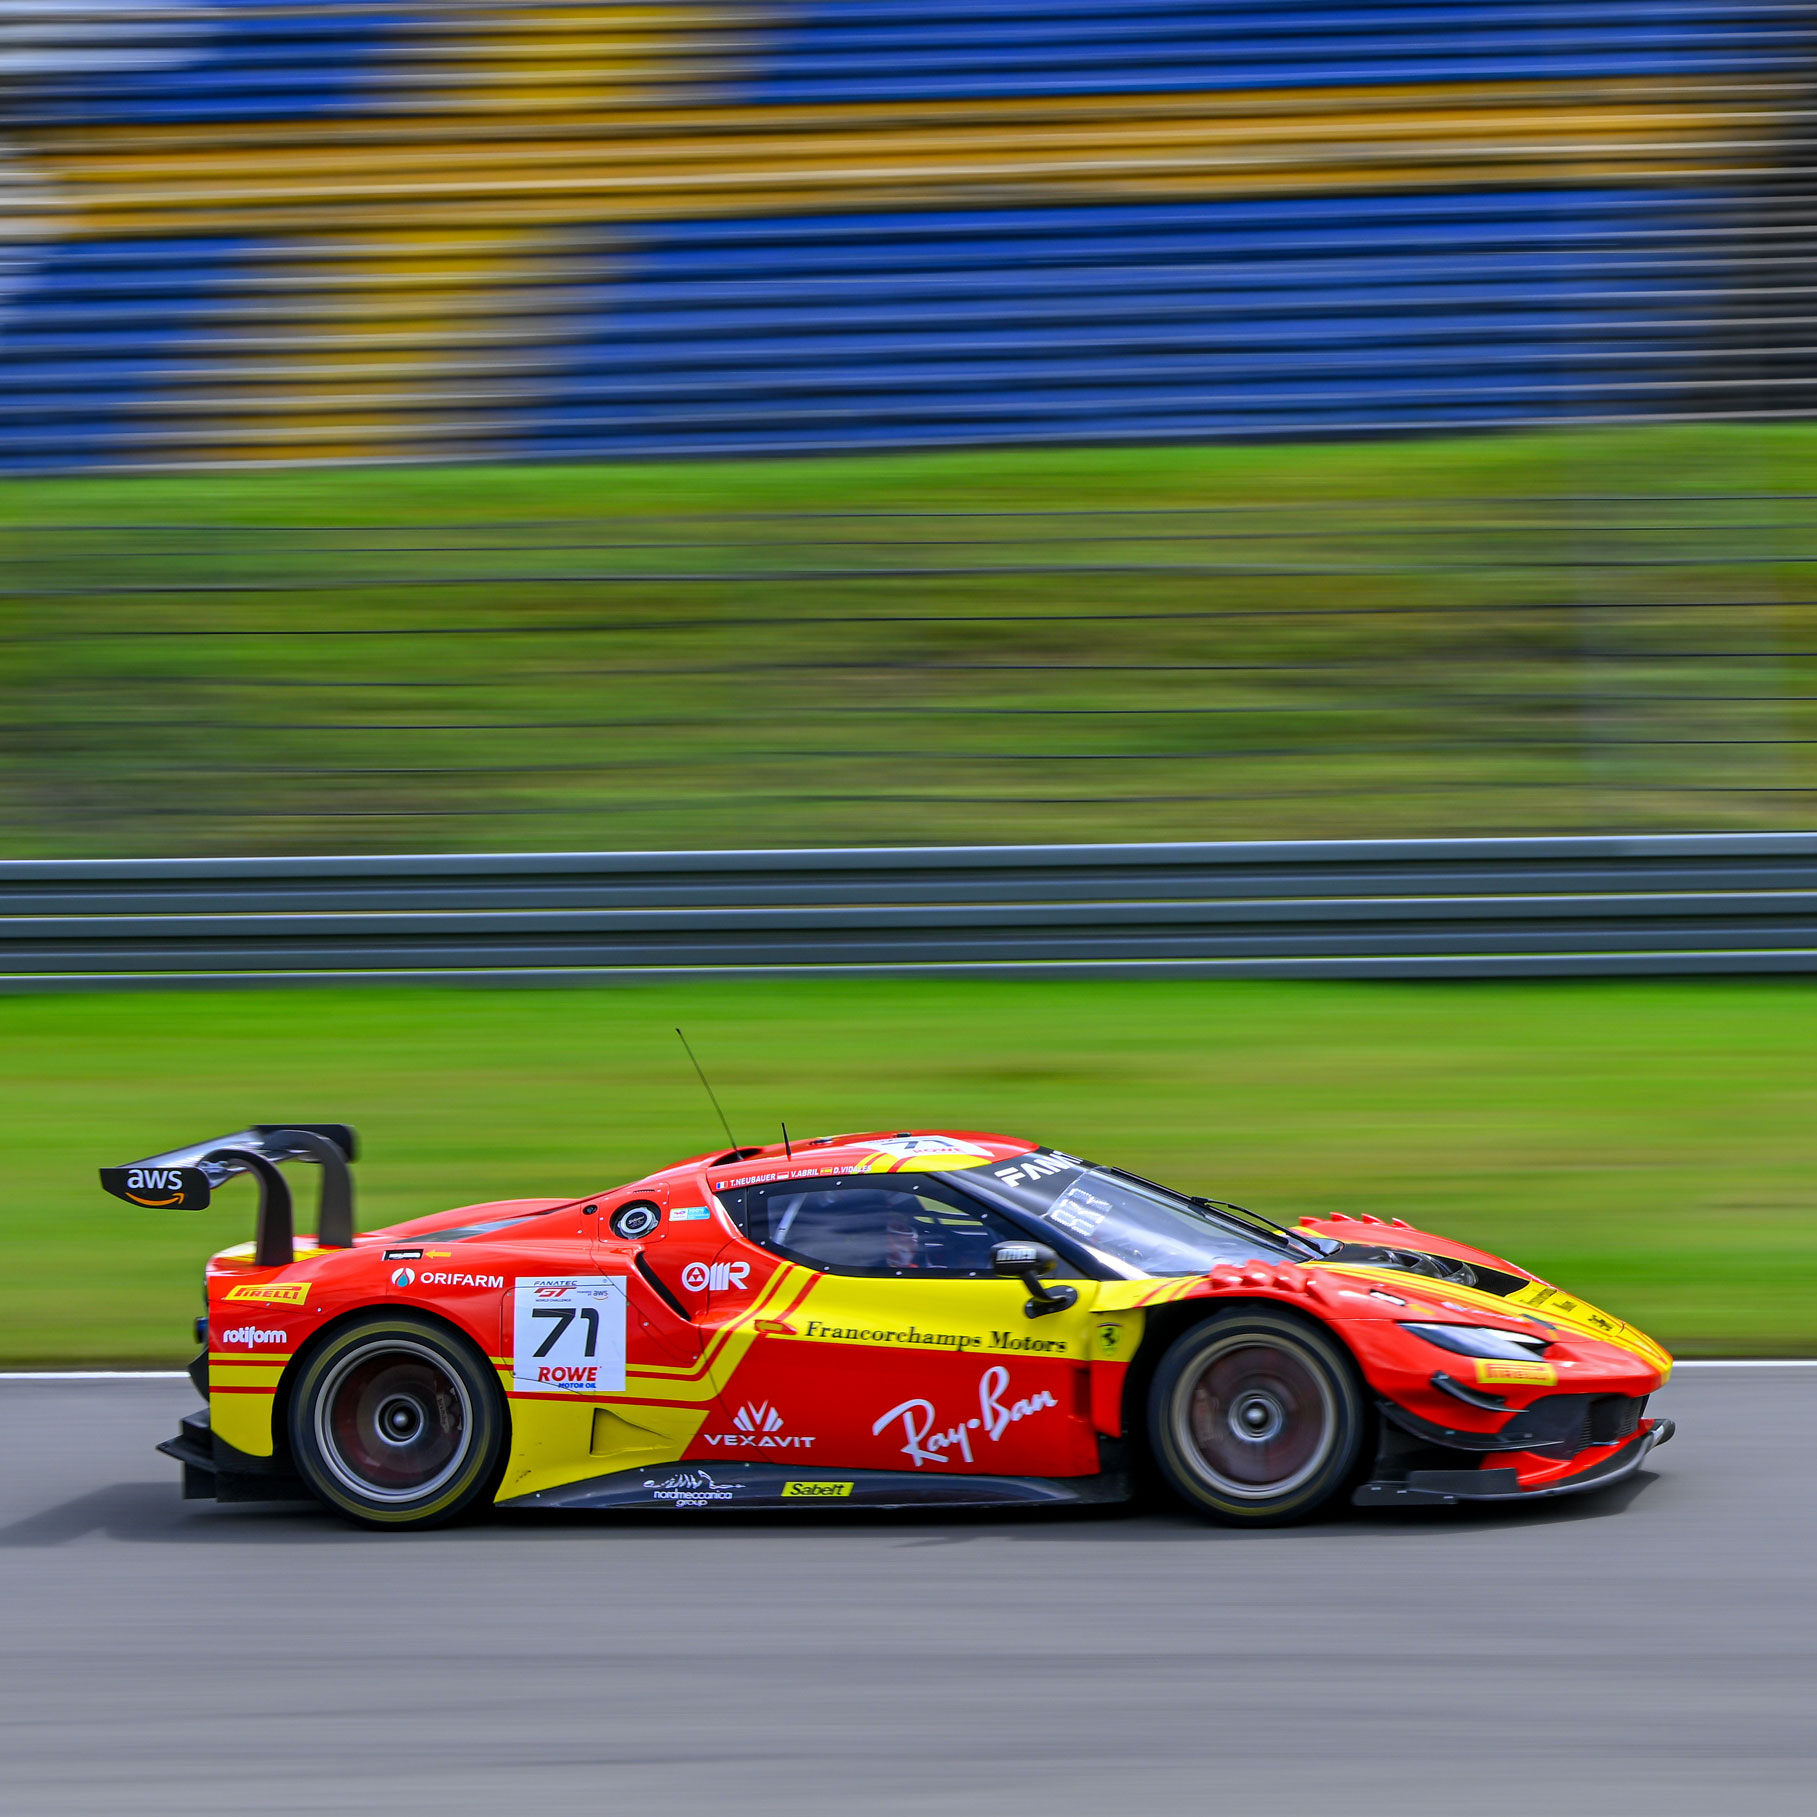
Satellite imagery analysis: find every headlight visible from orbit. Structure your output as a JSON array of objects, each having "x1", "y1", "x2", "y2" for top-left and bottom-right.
[{"x1": 1401, "y1": 1321, "x2": 1550, "y2": 1361}]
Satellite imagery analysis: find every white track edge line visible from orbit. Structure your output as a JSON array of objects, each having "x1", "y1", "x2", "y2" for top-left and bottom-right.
[
  {"x1": 3, "y1": 1361, "x2": 1817, "y2": 1380},
  {"x1": 0, "y1": 1371, "x2": 190, "y2": 1380}
]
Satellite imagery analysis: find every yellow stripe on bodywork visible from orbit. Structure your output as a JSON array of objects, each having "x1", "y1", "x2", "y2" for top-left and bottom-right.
[
  {"x1": 495, "y1": 1260, "x2": 812, "y2": 1498},
  {"x1": 208, "y1": 1389, "x2": 278, "y2": 1456},
  {"x1": 20, "y1": 80, "x2": 1767, "y2": 238},
  {"x1": 1314, "y1": 1265, "x2": 1671, "y2": 1374}
]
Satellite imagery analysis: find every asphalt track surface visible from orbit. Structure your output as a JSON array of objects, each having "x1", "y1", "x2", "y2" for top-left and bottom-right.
[{"x1": 1, "y1": 1371, "x2": 1811, "y2": 1817}]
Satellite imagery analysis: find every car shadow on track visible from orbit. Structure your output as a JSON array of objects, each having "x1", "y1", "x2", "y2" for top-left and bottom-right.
[{"x1": 0, "y1": 1470, "x2": 1663, "y2": 1547}]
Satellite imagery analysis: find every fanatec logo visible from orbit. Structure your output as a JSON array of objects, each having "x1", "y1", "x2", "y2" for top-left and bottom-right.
[{"x1": 701, "y1": 1399, "x2": 815, "y2": 1451}]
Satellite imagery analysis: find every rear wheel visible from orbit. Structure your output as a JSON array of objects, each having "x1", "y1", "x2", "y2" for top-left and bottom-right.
[
  {"x1": 1147, "y1": 1309, "x2": 1366, "y2": 1524},
  {"x1": 288, "y1": 1314, "x2": 504, "y2": 1529}
]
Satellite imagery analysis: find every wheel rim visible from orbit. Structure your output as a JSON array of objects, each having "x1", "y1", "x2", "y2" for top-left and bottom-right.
[
  {"x1": 314, "y1": 1339, "x2": 473, "y2": 1504},
  {"x1": 1173, "y1": 1334, "x2": 1337, "y2": 1500}
]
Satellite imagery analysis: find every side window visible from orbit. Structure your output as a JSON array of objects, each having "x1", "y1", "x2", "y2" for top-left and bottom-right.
[{"x1": 732, "y1": 1176, "x2": 1022, "y2": 1277}]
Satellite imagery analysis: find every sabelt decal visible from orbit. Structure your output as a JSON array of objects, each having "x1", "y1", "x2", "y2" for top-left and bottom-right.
[
  {"x1": 1476, "y1": 1357, "x2": 1557, "y2": 1387},
  {"x1": 873, "y1": 1364, "x2": 1061, "y2": 1468},
  {"x1": 783, "y1": 1481, "x2": 852, "y2": 1498},
  {"x1": 512, "y1": 1276, "x2": 627, "y2": 1394},
  {"x1": 223, "y1": 1282, "x2": 310, "y2": 1307}
]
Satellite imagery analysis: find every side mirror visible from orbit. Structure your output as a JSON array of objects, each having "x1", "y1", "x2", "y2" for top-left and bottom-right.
[
  {"x1": 991, "y1": 1241, "x2": 1079, "y2": 1321},
  {"x1": 992, "y1": 1241, "x2": 1057, "y2": 1278}
]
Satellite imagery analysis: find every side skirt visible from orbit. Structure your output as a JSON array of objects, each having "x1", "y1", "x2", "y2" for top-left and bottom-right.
[{"x1": 497, "y1": 1461, "x2": 1132, "y2": 1514}]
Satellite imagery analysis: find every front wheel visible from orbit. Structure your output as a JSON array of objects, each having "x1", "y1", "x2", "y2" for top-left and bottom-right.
[
  {"x1": 287, "y1": 1314, "x2": 505, "y2": 1529},
  {"x1": 1147, "y1": 1309, "x2": 1366, "y2": 1524}
]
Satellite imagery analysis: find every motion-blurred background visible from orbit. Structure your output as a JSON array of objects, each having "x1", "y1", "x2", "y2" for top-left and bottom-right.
[{"x1": 3, "y1": 2, "x2": 1816, "y2": 1361}]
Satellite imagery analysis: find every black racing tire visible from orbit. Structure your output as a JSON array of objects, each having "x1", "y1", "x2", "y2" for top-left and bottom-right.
[
  {"x1": 287, "y1": 1313, "x2": 505, "y2": 1530},
  {"x1": 1146, "y1": 1308, "x2": 1367, "y2": 1525}
]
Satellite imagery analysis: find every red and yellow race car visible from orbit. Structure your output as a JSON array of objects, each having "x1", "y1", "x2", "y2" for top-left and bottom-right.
[{"x1": 105, "y1": 1124, "x2": 1674, "y2": 1529}]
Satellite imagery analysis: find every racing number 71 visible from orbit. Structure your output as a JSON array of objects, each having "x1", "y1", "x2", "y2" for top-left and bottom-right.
[{"x1": 530, "y1": 1306, "x2": 599, "y2": 1357}]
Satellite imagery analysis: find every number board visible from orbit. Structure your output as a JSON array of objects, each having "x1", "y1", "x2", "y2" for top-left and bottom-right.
[{"x1": 512, "y1": 1276, "x2": 628, "y2": 1395}]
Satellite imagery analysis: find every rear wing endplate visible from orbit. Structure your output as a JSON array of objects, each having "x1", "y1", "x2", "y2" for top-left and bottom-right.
[{"x1": 99, "y1": 1124, "x2": 358, "y2": 1266}]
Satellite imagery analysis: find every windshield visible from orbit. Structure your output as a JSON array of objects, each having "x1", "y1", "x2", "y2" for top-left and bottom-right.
[{"x1": 956, "y1": 1149, "x2": 1310, "y2": 1278}]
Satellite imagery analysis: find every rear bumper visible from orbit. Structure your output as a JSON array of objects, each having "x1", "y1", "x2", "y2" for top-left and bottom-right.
[
  {"x1": 1353, "y1": 1417, "x2": 1674, "y2": 1509},
  {"x1": 157, "y1": 1406, "x2": 313, "y2": 1504}
]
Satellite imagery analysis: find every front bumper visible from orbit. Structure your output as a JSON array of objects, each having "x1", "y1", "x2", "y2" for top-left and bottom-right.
[{"x1": 1353, "y1": 1417, "x2": 1675, "y2": 1508}]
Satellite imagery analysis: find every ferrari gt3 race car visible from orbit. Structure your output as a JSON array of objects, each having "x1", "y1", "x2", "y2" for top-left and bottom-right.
[{"x1": 103, "y1": 1125, "x2": 1675, "y2": 1529}]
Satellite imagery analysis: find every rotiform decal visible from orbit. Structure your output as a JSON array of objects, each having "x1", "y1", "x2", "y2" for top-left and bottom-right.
[
  {"x1": 873, "y1": 1365, "x2": 1061, "y2": 1468},
  {"x1": 218, "y1": 1326, "x2": 288, "y2": 1347}
]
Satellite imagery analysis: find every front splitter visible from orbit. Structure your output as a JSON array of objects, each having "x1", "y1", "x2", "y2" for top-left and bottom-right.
[{"x1": 1353, "y1": 1418, "x2": 1674, "y2": 1509}]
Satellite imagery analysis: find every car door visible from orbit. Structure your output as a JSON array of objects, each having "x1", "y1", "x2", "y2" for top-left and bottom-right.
[{"x1": 692, "y1": 1174, "x2": 1103, "y2": 1479}]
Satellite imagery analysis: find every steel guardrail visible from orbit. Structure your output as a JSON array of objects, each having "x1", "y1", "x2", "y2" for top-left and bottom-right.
[{"x1": 5, "y1": 833, "x2": 1817, "y2": 987}]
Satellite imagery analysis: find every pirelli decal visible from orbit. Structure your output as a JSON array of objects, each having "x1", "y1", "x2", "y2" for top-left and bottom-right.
[
  {"x1": 1476, "y1": 1357, "x2": 1557, "y2": 1387},
  {"x1": 222, "y1": 1282, "x2": 311, "y2": 1307}
]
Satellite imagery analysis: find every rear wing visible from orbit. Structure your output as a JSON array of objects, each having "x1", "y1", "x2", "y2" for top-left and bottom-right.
[{"x1": 99, "y1": 1124, "x2": 358, "y2": 1265}]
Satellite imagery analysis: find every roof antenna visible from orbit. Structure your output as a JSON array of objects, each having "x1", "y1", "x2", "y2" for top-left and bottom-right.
[
  {"x1": 781, "y1": 1121, "x2": 793, "y2": 1159},
  {"x1": 676, "y1": 1028, "x2": 739, "y2": 1154}
]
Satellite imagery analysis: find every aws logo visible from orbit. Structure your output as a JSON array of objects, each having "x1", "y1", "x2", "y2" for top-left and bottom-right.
[
  {"x1": 101, "y1": 1165, "x2": 208, "y2": 1209},
  {"x1": 125, "y1": 1168, "x2": 187, "y2": 1204}
]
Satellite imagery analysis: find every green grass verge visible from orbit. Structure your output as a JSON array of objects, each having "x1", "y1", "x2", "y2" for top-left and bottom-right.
[
  {"x1": 7, "y1": 423, "x2": 1817, "y2": 855},
  {"x1": 6, "y1": 975, "x2": 1815, "y2": 1364}
]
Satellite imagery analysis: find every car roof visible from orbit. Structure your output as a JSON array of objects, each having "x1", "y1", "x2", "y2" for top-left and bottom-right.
[{"x1": 643, "y1": 1128, "x2": 1041, "y2": 1189}]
